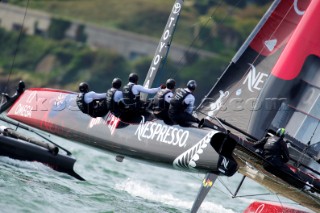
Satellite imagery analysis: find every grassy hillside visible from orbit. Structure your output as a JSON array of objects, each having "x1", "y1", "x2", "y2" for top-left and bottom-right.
[
  {"x1": 10, "y1": 0, "x2": 270, "y2": 52},
  {"x1": 2, "y1": 0, "x2": 270, "y2": 102}
]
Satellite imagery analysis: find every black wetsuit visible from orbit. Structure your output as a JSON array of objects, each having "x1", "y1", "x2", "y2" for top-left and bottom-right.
[
  {"x1": 76, "y1": 92, "x2": 95, "y2": 117},
  {"x1": 76, "y1": 92, "x2": 108, "y2": 118},
  {"x1": 254, "y1": 135, "x2": 305, "y2": 189},
  {"x1": 152, "y1": 88, "x2": 173, "y2": 124},
  {"x1": 106, "y1": 88, "x2": 122, "y2": 117},
  {"x1": 168, "y1": 88, "x2": 199, "y2": 127}
]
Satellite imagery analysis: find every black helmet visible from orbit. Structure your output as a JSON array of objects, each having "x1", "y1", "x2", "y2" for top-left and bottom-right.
[
  {"x1": 276, "y1": 128, "x2": 286, "y2": 138},
  {"x1": 166, "y1": 78, "x2": 176, "y2": 90},
  {"x1": 129, "y1": 73, "x2": 139, "y2": 83},
  {"x1": 79, "y1": 82, "x2": 89, "y2": 93},
  {"x1": 187, "y1": 80, "x2": 197, "y2": 91},
  {"x1": 112, "y1": 78, "x2": 122, "y2": 89}
]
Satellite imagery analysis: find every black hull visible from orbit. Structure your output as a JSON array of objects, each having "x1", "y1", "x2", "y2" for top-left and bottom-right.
[{"x1": 0, "y1": 134, "x2": 83, "y2": 180}]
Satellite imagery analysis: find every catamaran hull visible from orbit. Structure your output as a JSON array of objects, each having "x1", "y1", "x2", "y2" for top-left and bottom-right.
[
  {"x1": 7, "y1": 88, "x2": 238, "y2": 176},
  {"x1": 0, "y1": 134, "x2": 83, "y2": 180}
]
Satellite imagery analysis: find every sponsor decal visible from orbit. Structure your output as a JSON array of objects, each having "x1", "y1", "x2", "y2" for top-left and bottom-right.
[
  {"x1": 54, "y1": 93, "x2": 67, "y2": 108},
  {"x1": 88, "y1": 112, "x2": 120, "y2": 135},
  {"x1": 89, "y1": 117, "x2": 104, "y2": 128},
  {"x1": 172, "y1": 2, "x2": 182, "y2": 14},
  {"x1": 221, "y1": 157, "x2": 229, "y2": 169},
  {"x1": 243, "y1": 64, "x2": 268, "y2": 92},
  {"x1": 202, "y1": 178, "x2": 213, "y2": 188},
  {"x1": 173, "y1": 131, "x2": 217, "y2": 170},
  {"x1": 236, "y1": 89, "x2": 242, "y2": 96},
  {"x1": 14, "y1": 103, "x2": 33, "y2": 118},
  {"x1": 218, "y1": 157, "x2": 229, "y2": 173},
  {"x1": 144, "y1": 2, "x2": 182, "y2": 89},
  {"x1": 14, "y1": 91, "x2": 36, "y2": 117},
  {"x1": 105, "y1": 113, "x2": 120, "y2": 135},
  {"x1": 264, "y1": 39, "x2": 277, "y2": 52},
  {"x1": 294, "y1": 0, "x2": 305, "y2": 16},
  {"x1": 206, "y1": 90, "x2": 229, "y2": 120},
  {"x1": 26, "y1": 91, "x2": 37, "y2": 103},
  {"x1": 135, "y1": 116, "x2": 189, "y2": 147},
  {"x1": 256, "y1": 204, "x2": 265, "y2": 213}
]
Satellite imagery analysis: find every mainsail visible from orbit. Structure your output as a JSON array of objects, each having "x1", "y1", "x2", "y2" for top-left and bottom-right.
[
  {"x1": 247, "y1": 0, "x2": 320, "y2": 162},
  {"x1": 197, "y1": 0, "x2": 311, "y2": 138}
]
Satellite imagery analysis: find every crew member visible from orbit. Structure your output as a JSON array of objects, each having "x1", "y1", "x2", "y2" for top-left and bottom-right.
[
  {"x1": 168, "y1": 80, "x2": 199, "y2": 127},
  {"x1": 122, "y1": 73, "x2": 164, "y2": 119},
  {"x1": 76, "y1": 82, "x2": 107, "y2": 117},
  {"x1": 106, "y1": 78, "x2": 123, "y2": 117},
  {"x1": 152, "y1": 78, "x2": 175, "y2": 124},
  {"x1": 253, "y1": 128, "x2": 307, "y2": 190}
]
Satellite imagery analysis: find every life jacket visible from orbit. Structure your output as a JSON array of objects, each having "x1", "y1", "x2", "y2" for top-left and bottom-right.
[
  {"x1": 106, "y1": 88, "x2": 117, "y2": 112},
  {"x1": 169, "y1": 88, "x2": 190, "y2": 112},
  {"x1": 122, "y1": 84, "x2": 140, "y2": 110},
  {"x1": 152, "y1": 89, "x2": 171, "y2": 113},
  {"x1": 76, "y1": 92, "x2": 95, "y2": 117}
]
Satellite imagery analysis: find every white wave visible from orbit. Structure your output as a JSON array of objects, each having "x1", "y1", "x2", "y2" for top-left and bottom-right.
[
  {"x1": 115, "y1": 178, "x2": 235, "y2": 213},
  {"x1": 0, "y1": 156, "x2": 54, "y2": 173}
]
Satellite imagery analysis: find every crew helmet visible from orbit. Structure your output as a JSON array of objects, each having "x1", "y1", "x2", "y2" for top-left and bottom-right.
[
  {"x1": 79, "y1": 82, "x2": 89, "y2": 93},
  {"x1": 129, "y1": 73, "x2": 139, "y2": 83},
  {"x1": 187, "y1": 80, "x2": 197, "y2": 91},
  {"x1": 166, "y1": 78, "x2": 176, "y2": 90},
  {"x1": 276, "y1": 128, "x2": 286, "y2": 137},
  {"x1": 112, "y1": 78, "x2": 122, "y2": 89}
]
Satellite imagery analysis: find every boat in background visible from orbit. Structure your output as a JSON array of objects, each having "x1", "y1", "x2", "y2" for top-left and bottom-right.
[{"x1": 0, "y1": 81, "x2": 84, "y2": 180}]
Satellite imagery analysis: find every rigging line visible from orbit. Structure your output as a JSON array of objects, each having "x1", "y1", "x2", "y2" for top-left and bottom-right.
[
  {"x1": 197, "y1": 2, "x2": 292, "y2": 108},
  {"x1": 287, "y1": 104, "x2": 320, "y2": 122},
  {"x1": 198, "y1": 2, "x2": 294, "y2": 129},
  {"x1": 297, "y1": 119, "x2": 320, "y2": 168},
  {"x1": 196, "y1": 1, "x2": 283, "y2": 115},
  {"x1": 3, "y1": 0, "x2": 30, "y2": 95},
  {"x1": 224, "y1": 3, "x2": 293, "y2": 112},
  {"x1": 217, "y1": 176, "x2": 276, "y2": 199},
  {"x1": 166, "y1": 0, "x2": 225, "y2": 78},
  {"x1": 244, "y1": 3, "x2": 295, "y2": 130}
]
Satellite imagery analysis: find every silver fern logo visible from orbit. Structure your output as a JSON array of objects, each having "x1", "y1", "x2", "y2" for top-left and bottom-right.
[{"x1": 173, "y1": 131, "x2": 217, "y2": 170}]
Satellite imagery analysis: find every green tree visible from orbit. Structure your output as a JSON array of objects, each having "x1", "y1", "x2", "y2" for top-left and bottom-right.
[{"x1": 47, "y1": 18, "x2": 71, "y2": 40}]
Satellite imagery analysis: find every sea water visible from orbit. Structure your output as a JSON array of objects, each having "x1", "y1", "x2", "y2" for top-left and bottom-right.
[{"x1": 0, "y1": 121, "x2": 303, "y2": 213}]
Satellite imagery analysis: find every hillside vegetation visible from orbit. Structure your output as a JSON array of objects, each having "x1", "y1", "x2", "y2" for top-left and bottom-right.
[
  {"x1": 11, "y1": 0, "x2": 270, "y2": 52},
  {"x1": 2, "y1": 0, "x2": 270, "y2": 101}
]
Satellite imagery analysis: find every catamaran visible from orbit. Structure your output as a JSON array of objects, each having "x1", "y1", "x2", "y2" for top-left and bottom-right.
[{"x1": 1, "y1": 0, "x2": 320, "y2": 212}]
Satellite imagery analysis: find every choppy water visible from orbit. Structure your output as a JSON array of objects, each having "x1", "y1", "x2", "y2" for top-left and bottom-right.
[{"x1": 0, "y1": 124, "x2": 307, "y2": 213}]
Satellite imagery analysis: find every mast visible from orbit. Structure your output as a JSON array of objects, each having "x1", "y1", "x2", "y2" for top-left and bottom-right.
[{"x1": 140, "y1": 0, "x2": 184, "y2": 101}]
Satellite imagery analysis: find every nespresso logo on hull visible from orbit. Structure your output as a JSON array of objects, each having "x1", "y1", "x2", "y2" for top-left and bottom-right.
[{"x1": 135, "y1": 117, "x2": 189, "y2": 147}]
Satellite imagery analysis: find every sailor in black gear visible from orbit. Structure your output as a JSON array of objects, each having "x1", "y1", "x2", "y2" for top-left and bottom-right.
[
  {"x1": 76, "y1": 82, "x2": 107, "y2": 117},
  {"x1": 152, "y1": 78, "x2": 175, "y2": 124},
  {"x1": 168, "y1": 80, "x2": 200, "y2": 127},
  {"x1": 253, "y1": 128, "x2": 306, "y2": 189},
  {"x1": 106, "y1": 78, "x2": 123, "y2": 117},
  {"x1": 122, "y1": 73, "x2": 163, "y2": 120}
]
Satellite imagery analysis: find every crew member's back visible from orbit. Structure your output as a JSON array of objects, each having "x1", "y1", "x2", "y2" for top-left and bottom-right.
[
  {"x1": 106, "y1": 78, "x2": 123, "y2": 117},
  {"x1": 169, "y1": 80, "x2": 199, "y2": 127},
  {"x1": 152, "y1": 78, "x2": 175, "y2": 124},
  {"x1": 122, "y1": 73, "x2": 162, "y2": 121},
  {"x1": 76, "y1": 82, "x2": 108, "y2": 117}
]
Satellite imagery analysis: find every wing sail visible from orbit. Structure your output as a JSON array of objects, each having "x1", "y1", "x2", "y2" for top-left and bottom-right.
[{"x1": 197, "y1": 0, "x2": 311, "y2": 136}]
